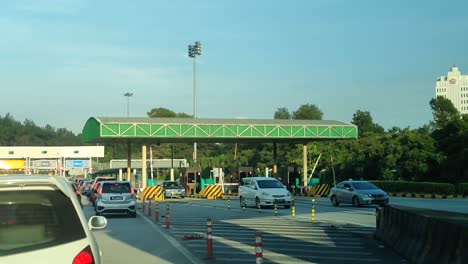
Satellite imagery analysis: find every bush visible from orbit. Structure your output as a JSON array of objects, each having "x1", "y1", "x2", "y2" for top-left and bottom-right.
[
  {"x1": 457, "y1": 183, "x2": 468, "y2": 196},
  {"x1": 370, "y1": 181, "x2": 456, "y2": 195}
]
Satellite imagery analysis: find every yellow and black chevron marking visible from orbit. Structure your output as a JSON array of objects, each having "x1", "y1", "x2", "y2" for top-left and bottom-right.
[
  {"x1": 139, "y1": 186, "x2": 164, "y2": 200},
  {"x1": 199, "y1": 185, "x2": 223, "y2": 199},
  {"x1": 307, "y1": 184, "x2": 330, "y2": 197}
]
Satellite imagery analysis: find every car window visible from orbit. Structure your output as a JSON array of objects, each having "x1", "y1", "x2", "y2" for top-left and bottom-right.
[
  {"x1": 336, "y1": 183, "x2": 345, "y2": 189},
  {"x1": 344, "y1": 183, "x2": 352, "y2": 189},
  {"x1": 164, "y1": 182, "x2": 178, "y2": 188},
  {"x1": 102, "y1": 182, "x2": 131, "y2": 193},
  {"x1": 257, "y1": 179, "x2": 283, "y2": 189},
  {"x1": 0, "y1": 190, "x2": 86, "y2": 256},
  {"x1": 250, "y1": 181, "x2": 257, "y2": 189},
  {"x1": 351, "y1": 182, "x2": 379, "y2": 190},
  {"x1": 241, "y1": 179, "x2": 250, "y2": 186}
]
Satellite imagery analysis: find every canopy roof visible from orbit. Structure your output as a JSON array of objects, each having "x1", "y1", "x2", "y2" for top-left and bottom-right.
[{"x1": 82, "y1": 117, "x2": 358, "y2": 144}]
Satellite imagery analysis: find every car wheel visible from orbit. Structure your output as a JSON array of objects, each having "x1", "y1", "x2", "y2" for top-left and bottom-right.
[
  {"x1": 240, "y1": 196, "x2": 245, "y2": 207},
  {"x1": 255, "y1": 197, "x2": 261, "y2": 209},
  {"x1": 331, "y1": 195, "x2": 339, "y2": 206},
  {"x1": 352, "y1": 196, "x2": 361, "y2": 207}
]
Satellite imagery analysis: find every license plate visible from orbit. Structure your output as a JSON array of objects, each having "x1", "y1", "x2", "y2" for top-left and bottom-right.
[
  {"x1": 110, "y1": 196, "x2": 123, "y2": 200},
  {"x1": 275, "y1": 199, "x2": 285, "y2": 203}
]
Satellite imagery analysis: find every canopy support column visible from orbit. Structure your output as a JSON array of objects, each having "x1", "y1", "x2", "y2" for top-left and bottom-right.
[
  {"x1": 303, "y1": 143, "x2": 308, "y2": 187},
  {"x1": 142, "y1": 144, "x2": 147, "y2": 190},
  {"x1": 127, "y1": 142, "x2": 131, "y2": 182}
]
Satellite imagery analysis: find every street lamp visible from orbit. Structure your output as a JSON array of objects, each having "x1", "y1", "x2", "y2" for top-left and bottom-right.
[
  {"x1": 188, "y1": 41, "x2": 202, "y2": 166},
  {"x1": 124, "y1": 92, "x2": 133, "y2": 117}
]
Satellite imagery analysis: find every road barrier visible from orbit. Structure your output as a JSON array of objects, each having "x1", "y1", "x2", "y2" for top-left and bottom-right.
[
  {"x1": 155, "y1": 202, "x2": 159, "y2": 222},
  {"x1": 139, "y1": 186, "x2": 164, "y2": 201},
  {"x1": 292, "y1": 198, "x2": 296, "y2": 217},
  {"x1": 206, "y1": 218, "x2": 214, "y2": 260},
  {"x1": 274, "y1": 201, "x2": 278, "y2": 216},
  {"x1": 311, "y1": 198, "x2": 316, "y2": 222},
  {"x1": 376, "y1": 205, "x2": 468, "y2": 263},
  {"x1": 242, "y1": 199, "x2": 246, "y2": 211},
  {"x1": 228, "y1": 197, "x2": 231, "y2": 209},
  {"x1": 182, "y1": 233, "x2": 204, "y2": 240},
  {"x1": 199, "y1": 185, "x2": 223, "y2": 199},
  {"x1": 389, "y1": 193, "x2": 465, "y2": 199},
  {"x1": 148, "y1": 199, "x2": 152, "y2": 217},
  {"x1": 165, "y1": 204, "x2": 170, "y2": 229},
  {"x1": 142, "y1": 198, "x2": 146, "y2": 212},
  {"x1": 255, "y1": 233, "x2": 263, "y2": 264},
  {"x1": 307, "y1": 184, "x2": 330, "y2": 197}
]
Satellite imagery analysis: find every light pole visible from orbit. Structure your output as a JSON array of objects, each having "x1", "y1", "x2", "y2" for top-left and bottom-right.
[
  {"x1": 124, "y1": 92, "x2": 133, "y2": 117},
  {"x1": 188, "y1": 41, "x2": 202, "y2": 166}
]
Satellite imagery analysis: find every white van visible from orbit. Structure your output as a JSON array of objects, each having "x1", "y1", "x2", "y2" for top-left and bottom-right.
[{"x1": 239, "y1": 177, "x2": 292, "y2": 208}]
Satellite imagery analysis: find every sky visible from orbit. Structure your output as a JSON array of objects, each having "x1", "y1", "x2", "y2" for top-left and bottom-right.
[{"x1": 1, "y1": 0, "x2": 468, "y2": 134}]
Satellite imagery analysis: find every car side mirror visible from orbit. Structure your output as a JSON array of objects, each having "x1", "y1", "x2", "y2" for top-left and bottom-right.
[{"x1": 88, "y1": 216, "x2": 107, "y2": 230}]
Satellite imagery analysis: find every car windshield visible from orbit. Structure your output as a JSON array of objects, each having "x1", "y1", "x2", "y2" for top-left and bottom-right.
[
  {"x1": 0, "y1": 190, "x2": 86, "y2": 256},
  {"x1": 351, "y1": 182, "x2": 379, "y2": 190},
  {"x1": 102, "y1": 182, "x2": 131, "y2": 193},
  {"x1": 164, "y1": 182, "x2": 178, "y2": 188},
  {"x1": 257, "y1": 180, "x2": 283, "y2": 189}
]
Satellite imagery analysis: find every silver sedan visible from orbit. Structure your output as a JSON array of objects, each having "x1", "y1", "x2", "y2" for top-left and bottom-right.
[{"x1": 329, "y1": 180, "x2": 389, "y2": 207}]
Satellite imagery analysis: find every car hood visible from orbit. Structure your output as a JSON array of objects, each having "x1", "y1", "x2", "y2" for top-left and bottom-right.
[{"x1": 356, "y1": 189, "x2": 387, "y2": 195}]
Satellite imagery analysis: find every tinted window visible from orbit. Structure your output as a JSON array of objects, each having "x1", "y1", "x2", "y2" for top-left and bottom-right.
[
  {"x1": 257, "y1": 180, "x2": 283, "y2": 189},
  {"x1": 102, "y1": 182, "x2": 131, "y2": 193},
  {"x1": 0, "y1": 190, "x2": 86, "y2": 256},
  {"x1": 351, "y1": 182, "x2": 379, "y2": 190},
  {"x1": 164, "y1": 182, "x2": 178, "y2": 188}
]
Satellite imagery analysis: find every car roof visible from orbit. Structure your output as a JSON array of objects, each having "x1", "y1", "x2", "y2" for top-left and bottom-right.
[
  {"x1": 99, "y1": 180, "x2": 131, "y2": 184},
  {"x1": 243, "y1": 177, "x2": 278, "y2": 181},
  {"x1": 0, "y1": 175, "x2": 72, "y2": 197}
]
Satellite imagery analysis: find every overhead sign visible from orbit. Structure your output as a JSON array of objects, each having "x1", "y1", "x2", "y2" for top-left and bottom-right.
[
  {"x1": 0, "y1": 160, "x2": 25, "y2": 169},
  {"x1": 66, "y1": 160, "x2": 90, "y2": 169},
  {"x1": 32, "y1": 160, "x2": 58, "y2": 169}
]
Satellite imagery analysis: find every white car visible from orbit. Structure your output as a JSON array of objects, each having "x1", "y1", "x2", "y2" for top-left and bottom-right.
[
  {"x1": 239, "y1": 177, "x2": 292, "y2": 208},
  {"x1": 95, "y1": 181, "x2": 136, "y2": 217},
  {"x1": 0, "y1": 175, "x2": 107, "y2": 263}
]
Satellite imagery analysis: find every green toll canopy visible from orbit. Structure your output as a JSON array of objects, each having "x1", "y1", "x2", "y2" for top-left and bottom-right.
[{"x1": 82, "y1": 117, "x2": 358, "y2": 144}]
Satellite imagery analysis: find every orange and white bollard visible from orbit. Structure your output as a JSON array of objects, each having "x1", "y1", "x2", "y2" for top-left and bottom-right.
[
  {"x1": 255, "y1": 232, "x2": 263, "y2": 264},
  {"x1": 165, "y1": 204, "x2": 170, "y2": 229},
  {"x1": 148, "y1": 199, "x2": 152, "y2": 217},
  {"x1": 155, "y1": 202, "x2": 159, "y2": 222},
  {"x1": 207, "y1": 218, "x2": 213, "y2": 259}
]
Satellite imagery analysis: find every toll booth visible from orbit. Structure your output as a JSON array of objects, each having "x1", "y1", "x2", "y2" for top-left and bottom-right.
[
  {"x1": 181, "y1": 167, "x2": 201, "y2": 196},
  {"x1": 287, "y1": 166, "x2": 301, "y2": 194},
  {"x1": 237, "y1": 167, "x2": 253, "y2": 181}
]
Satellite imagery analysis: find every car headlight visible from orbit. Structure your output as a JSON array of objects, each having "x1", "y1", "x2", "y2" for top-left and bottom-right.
[
  {"x1": 360, "y1": 194, "x2": 372, "y2": 198},
  {"x1": 286, "y1": 192, "x2": 291, "y2": 197},
  {"x1": 261, "y1": 192, "x2": 271, "y2": 197}
]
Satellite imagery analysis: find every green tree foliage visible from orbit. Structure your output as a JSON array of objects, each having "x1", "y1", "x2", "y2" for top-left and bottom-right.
[
  {"x1": 274, "y1": 107, "x2": 291, "y2": 119},
  {"x1": 351, "y1": 110, "x2": 384, "y2": 137},
  {"x1": 292, "y1": 103, "x2": 323, "y2": 120},
  {"x1": 430, "y1": 96, "x2": 459, "y2": 129},
  {"x1": 0, "y1": 113, "x2": 80, "y2": 146},
  {"x1": 147, "y1": 107, "x2": 192, "y2": 118}
]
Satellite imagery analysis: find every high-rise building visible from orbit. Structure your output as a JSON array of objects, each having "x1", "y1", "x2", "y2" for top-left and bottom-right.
[{"x1": 436, "y1": 66, "x2": 468, "y2": 114}]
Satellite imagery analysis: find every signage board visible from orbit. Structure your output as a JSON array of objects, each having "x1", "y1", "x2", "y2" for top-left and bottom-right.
[
  {"x1": 0, "y1": 160, "x2": 25, "y2": 169},
  {"x1": 66, "y1": 160, "x2": 90, "y2": 169},
  {"x1": 32, "y1": 160, "x2": 58, "y2": 169}
]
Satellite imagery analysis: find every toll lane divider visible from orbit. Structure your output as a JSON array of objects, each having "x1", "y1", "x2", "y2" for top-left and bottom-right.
[
  {"x1": 138, "y1": 186, "x2": 165, "y2": 201},
  {"x1": 389, "y1": 193, "x2": 467, "y2": 199},
  {"x1": 306, "y1": 184, "x2": 330, "y2": 197},
  {"x1": 199, "y1": 185, "x2": 223, "y2": 200},
  {"x1": 376, "y1": 205, "x2": 468, "y2": 263}
]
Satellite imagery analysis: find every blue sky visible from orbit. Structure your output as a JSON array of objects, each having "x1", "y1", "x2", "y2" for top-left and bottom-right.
[{"x1": 1, "y1": 0, "x2": 468, "y2": 134}]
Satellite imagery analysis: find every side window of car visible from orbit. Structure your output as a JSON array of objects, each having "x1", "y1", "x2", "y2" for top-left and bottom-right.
[
  {"x1": 242, "y1": 179, "x2": 250, "y2": 186},
  {"x1": 337, "y1": 183, "x2": 344, "y2": 189},
  {"x1": 250, "y1": 181, "x2": 257, "y2": 189},
  {"x1": 344, "y1": 183, "x2": 352, "y2": 189}
]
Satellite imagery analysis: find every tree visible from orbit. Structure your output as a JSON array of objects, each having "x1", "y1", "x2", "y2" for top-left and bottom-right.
[
  {"x1": 292, "y1": 104, "x2": 323, "y2": 120},
  {"x1": 430, "y1": 96, "x2": 459, "y2": 129},
  {"x1": 274, "y1": 107, "x2": 290, "y2": 119},
  {"x1": 147, "y1": 107, "x2": 192, "y2": 118},
  {"x1": 351, "y1": 110, "x2": 384, "y2": 137}
]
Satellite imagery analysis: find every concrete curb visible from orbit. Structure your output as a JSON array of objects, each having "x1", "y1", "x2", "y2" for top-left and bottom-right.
[{"x1": 389, "y1": 193, "x2": 468, "y2": 199}]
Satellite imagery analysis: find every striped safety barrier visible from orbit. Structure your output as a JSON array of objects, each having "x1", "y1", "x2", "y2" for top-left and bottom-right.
[
  {"x1": 307, "y1": 184, "x2": 330, "y2": 197},
  {"x1": 139, "y1": 186, "x2": 165, "y2": 201},
  {"x1": 199, "y1": 185, "x2": 223, "y2": 199}
]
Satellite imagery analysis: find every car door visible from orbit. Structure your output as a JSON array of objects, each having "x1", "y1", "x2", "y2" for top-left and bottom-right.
[{"x1": 342, "y1": 183, "x2": 354, "y2": 204}]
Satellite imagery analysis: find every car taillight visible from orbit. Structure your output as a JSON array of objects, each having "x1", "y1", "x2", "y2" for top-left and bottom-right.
[
  {"x1": 130, "y1": 187, "x2": 135, "y2": 198},
  {"x1": 73, "y1": 245, "x2": 94, "y2": 264},
  {"x1": 99, "y1": 187, "x2": 103, "y2": 195}
]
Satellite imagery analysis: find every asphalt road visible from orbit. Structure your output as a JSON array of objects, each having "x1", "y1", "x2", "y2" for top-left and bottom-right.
[
  {"x1": 140, "y1": 198, "x2": 406, "y2": 264},
  {"x1": 80, "y1": 195, "x2": 466, "y2": 264},
  {"x1": 81, "y1": 198, "x2": 200, "y2": 264}
]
